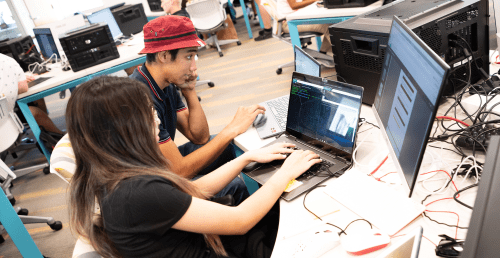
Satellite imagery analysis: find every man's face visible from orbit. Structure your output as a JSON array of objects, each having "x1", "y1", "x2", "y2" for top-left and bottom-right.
[{"x1": 162, "y1": 47, "x2": 198, "y2": 87}]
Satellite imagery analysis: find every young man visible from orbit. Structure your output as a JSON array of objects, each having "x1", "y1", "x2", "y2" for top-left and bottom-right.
[{"x1": 130, "y1": 16, "x2": 265, "y2": 203}]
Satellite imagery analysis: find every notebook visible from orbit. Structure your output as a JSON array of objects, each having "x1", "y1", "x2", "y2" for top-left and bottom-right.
[
  {"x1": 255, "y1": 46, "x2": 321, "y2": 139},
  {"x1": 323, "y1": 169, "x2": 425, "y2": 236},
  {"x1": 245, "y1": 72, "x2": 364, "y2": 201}
]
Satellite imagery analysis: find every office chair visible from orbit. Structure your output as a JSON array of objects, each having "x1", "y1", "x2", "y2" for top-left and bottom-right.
[
  {"x1": 0, "y1": 84, "x2": 62, "y2": 244},
  {"x1": 187, "y1": 0, "x2": 241, "y2": 57},
  {"x1": 260, "y1": 0, "x2": 334, "y2": 74}
]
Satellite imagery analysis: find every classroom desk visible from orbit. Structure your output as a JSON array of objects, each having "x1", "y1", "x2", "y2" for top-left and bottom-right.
[
  {"x1": 284, "y1": 0, "x2": 383, "y2": 49},
  {"x1": 234, "y1": 102, "x2": 479, "y2": 258},
  {"x1": 16, "y1": 36, "x2": 147, "y2": 162}
]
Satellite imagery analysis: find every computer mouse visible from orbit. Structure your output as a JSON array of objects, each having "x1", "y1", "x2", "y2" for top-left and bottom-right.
[
  {"x1": 340, "y1": 229, "x2": 390, "y2": 255},
  {"x1": 62, "y1": 66, "x2": 71, "y2": 71},
  {"x1": 253, "y1": 113, "x2": 267, "y2": 127}
]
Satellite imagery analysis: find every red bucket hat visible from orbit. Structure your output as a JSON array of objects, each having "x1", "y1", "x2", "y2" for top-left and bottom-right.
[{"x1": 139, "y1": 16, "x2": 206, "y2": 54}]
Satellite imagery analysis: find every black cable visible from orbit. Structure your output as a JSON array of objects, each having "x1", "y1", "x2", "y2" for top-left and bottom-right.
[
  {"x1": 302, "y1": 185, "x2": 346, "y2": 235},
  {"x1": 422, "y1": 212, "x2": 468, "y2": 230},
  {"x1": 427, "y1": 145, "x2": 465, "y2": 157},
  {"x1": 453, "y1": 183, "x2": 478, "y2": 209},
  {"x1": 336, "y1": 75, "x2": 347, "y2": 83}
]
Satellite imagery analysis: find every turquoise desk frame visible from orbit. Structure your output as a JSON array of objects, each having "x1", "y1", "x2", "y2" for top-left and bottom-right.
[
  {"x1": 286, "y1": 16, "x2": 353, "y2": 51},
  {"x1": 17, "y1": 56, "x2": 147, "y2": 162},
  {"x1": 0, "y1": 190, "x2": 43, "y2": 257}
]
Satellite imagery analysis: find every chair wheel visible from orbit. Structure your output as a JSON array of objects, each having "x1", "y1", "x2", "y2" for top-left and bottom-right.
[
  {"x1": 237, "y1": 41, "x2": 242, "y2": 45},
  {"x1": 0, "y1": 235, "x2": 4, "y2": 244},
  {"x1": 18, "y1": 208, "x2": 29, "y2": 216},
  {"x1": 43, "y1": 166, "x2": 50, "y2": 175},
  {"x1": 219, "y1": 52, "x2": 223, "y2": 57},
  {"x1": 9, "y1": 197, "x2": 15, "y2": 206},
  {"x1": 208, "y1": 82, "x2": 215, "y2": 87},
  {"x1": 276, "y1": 68, "x2": 282, "y2": 75},
  {"x1": 49, "y1": 221, "x2": 63, "y2": 231}
]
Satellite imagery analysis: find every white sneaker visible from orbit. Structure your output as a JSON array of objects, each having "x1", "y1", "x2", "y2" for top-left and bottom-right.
[{"x1": 252, "y1": 17, "x2": 260, "y2": 25}]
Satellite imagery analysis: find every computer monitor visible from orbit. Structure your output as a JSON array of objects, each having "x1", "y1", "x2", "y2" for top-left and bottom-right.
[
  {"x1": 87, "y1": 8, "x2": 123, "y2": 40},
  {"x1": 372, "y1": 16, "x2": 450, "y2": 197},
  {"x1": 461, "y1": 136, "x2": 500, "y2": 257},
  {"x1": 294, "y1": 45, "x2": 321, "y2": 77}
]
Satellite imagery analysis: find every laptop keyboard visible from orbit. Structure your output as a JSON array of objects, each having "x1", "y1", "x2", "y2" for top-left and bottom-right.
[
  {"x1": 267, "y1": 95, "x2": 289, "y2": 130},
  {"x1": 284, "y1": 146, "x2": 335, "y2": 180}
]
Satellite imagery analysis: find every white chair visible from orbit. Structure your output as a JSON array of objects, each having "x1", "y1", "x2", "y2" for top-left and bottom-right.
[
  {"x1": 186, "y1": 0, "x2": 241, "y2": 57},
  {"x1": 0, "y1": 74, "x2": 62, "y2": 244},
  {"x1": 261, "y1": 0, "x2": 334, "y2": 74}
]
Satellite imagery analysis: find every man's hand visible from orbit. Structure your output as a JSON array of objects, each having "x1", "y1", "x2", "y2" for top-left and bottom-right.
[
  {"x1": 178, "y1": 71, "x2": 198, "y2": 91},
  {"x1": 18, "y1": 80, "x2": 29, "y2": 94},
  {"x1": 224, "y1": 105, "x2": 266, "y2": 137}
]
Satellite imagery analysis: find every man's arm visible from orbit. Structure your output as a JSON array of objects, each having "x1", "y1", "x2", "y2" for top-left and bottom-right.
[
  {"x1": 176, "y1": 88, "x2": 210, "y2": 145},
  {"x1": 159, "y1": 104, "x2": 265, "y2": 178},
  {"x1": 286, "y1": 0, "x2": 316, "y2": 10}
]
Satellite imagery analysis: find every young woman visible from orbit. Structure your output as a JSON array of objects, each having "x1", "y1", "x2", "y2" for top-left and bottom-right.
[{"x1": 67, "y1": 76, "x2": 321, "y2": 258}]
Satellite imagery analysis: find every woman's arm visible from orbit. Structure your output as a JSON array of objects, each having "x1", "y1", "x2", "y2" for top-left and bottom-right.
[
  {"x1": 286, "y1": 0, "x2": 317, "y2": 10},
  {"x1": 191, "y1": 143, "x2": 295, "y2": 196},
  {"x1": 173, "y1": 150, "x2": 321, "y2": 235}
]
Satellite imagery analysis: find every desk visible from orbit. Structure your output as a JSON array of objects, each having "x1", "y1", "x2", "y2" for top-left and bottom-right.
[
  {"x1": 234, "y1": 102, "x2": 479, "y2": 258},
  {"x1": 16, "y1": 36, "x2": 146, "y2": 162},
  {"x1": 284, "y1": 1, "x2": 383, "y2": 49}
]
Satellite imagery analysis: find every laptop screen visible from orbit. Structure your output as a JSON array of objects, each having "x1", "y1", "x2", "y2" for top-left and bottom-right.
[
  {"x1": 286, "y1": 72, "x2": 363, "y2": 156},
  {"x1": 88, "y1": 8, "x2": 123, "y2": 40},
  {"x1": 294, "y1": 45, "x2": 321, "y2": 77}
]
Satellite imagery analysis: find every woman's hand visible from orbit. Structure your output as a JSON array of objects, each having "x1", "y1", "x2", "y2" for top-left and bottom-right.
[
  {"x1": 278, "y1": 150, "x2": 321, "y2": 180},
  {"x1": 244, "y1": 142, "x2": 296, "y2": 164}
]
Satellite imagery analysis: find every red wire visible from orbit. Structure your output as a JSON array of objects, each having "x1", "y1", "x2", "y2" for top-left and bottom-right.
[
  {"x1": 423, "y1": 235, "x2": 437, "y2": 246},
  {"x1": 435, "y1": 116, "x2": 469, "y2": 127},
  {"x1": 425, "y1": 210, "x2": 460, "y2": 239},
  {"x1": 375, "y1": 172, "x2": 397, "y2": 181},
  {"x1": 369, "y1": 155, "x2": 388, "y2": 176},
  {"x1": 420, "y1": 170, "x2": 459, "y2": 195},
  {"x1": 25, "y1": 44, "x2": 35, "y2": 55}
]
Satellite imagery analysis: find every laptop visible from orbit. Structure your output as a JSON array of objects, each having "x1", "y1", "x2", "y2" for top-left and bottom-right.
[
  {"x1": 376, "y1": 226, "x2": 423, "y2": 258},
  {"x1": 246, "y1": 72, "x2": 364, "y2": 201},
  {"x1": 255, "y1": 45, "x2": 321, "y2": 139}
]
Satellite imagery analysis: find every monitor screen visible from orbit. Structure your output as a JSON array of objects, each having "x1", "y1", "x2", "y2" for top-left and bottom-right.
[
  {"x1": 372, "y1": 16, "x2": 449, "y2": 197},
  {"x1": 87, "y1": 8, "x2": 123, "y2": 40},
  {"x1": 287, "y1": 72, "x2": 363, "y2": 156},
  {"x1": 294, "y1": 45, "x2": 321, "y2": 77},
  {"x1": 33, "y1": 28, "x2": 60, "y2": 58}
]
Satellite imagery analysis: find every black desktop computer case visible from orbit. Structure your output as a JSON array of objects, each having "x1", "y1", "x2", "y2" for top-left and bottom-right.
[
  {"x1": 112, "y1": 4, "x2": 148, "y2": 36},
  {"x1": 329, "y1": 0, "x2": 489, "y2": 105},
  {"x1": 58, "y1": 23, "x2": 120, "y2": 72},
  {"x1": 0, "y1": 36, "x2": 42, "y2": 72}
]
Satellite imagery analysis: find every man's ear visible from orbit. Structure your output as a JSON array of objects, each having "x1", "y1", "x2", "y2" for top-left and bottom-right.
[{"x1": 157, "y1": 51, "x2": 172, "y2": 64}]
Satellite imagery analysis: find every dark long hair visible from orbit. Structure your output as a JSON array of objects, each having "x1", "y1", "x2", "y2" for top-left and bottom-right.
[{"x1": 67, "y1": 76, "x2": 227, "y2": 257}]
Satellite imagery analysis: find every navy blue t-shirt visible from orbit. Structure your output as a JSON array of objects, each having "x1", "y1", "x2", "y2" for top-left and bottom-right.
[{"x1": 129, "y1": 64, "x2": 186, "y2": 144}]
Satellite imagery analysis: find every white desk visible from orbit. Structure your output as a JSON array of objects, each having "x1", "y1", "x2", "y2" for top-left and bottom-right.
[
  {"x1": 283, "y1": 1, "x2": 383, "y2": 49},
  {"x1": 234, "y1": 103, "x2": 479, "y2": 258},
  {"x1": 17, "y1": 36, "x2": 146, "y2": 161}
]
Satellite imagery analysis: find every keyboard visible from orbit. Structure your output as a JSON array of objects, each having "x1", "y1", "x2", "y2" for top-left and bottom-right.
[
  {"x1": 267, "y1": 95, "x2": 289, "y2": 130},
  {"x1": 323, "y1": 170, "x2": 425, "y2": 236},
  {"x1": 284, "y1": 146, "x2": 336, "y2": 180}
]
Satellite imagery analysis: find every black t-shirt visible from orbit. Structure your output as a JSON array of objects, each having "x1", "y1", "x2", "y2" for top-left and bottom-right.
[{"x1": 101, "y1": 175, "x2": 209, "y2": 258}]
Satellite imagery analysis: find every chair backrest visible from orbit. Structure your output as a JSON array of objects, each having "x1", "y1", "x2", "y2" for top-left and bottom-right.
[{"x1": 186, "y1": 0, "x2": 226, "y2": 31}]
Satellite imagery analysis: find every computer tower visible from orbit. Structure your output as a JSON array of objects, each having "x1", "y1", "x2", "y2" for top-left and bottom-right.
[
  {"x1": 112, "y1": 4, "x2": 148, "y2": 36},
  {"x1": 147, "y1": 0, "x2": 164, "y2": 12},
  {"x1": 33, "y1": 14, "x2": 86, "y2": 59},
  {"x1": 58, "y1": 23, "x2": 120, "y2": 72},
  {"x1": 329, "y1": 0, "x2": 489, "y2": 105},
  {"x1": 324, "y1": 0, "x2": 378, "y2": 9},
  {"x1": 0, "y1": 36, "x2": 43, "y2": 72}
]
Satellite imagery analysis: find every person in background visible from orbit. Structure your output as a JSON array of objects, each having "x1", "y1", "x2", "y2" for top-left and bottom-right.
[
  {"x1": 0, "y1": 53, "x2": 64, "y2": 135},
  {"x1": 277, "y1": 0, "x2": 332, "y2": 54},
  {"x1": 253, "y1": 0, "x2": 274, "y2": 41}
]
